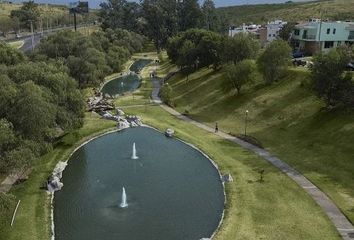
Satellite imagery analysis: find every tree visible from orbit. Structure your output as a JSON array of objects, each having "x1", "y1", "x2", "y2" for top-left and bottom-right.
[
  {"x1": 177, "y1": 0, "x2": 202, "y2": 31},
  {"x1": 10, "y1": 1, "x2": 40, "y2": 30},
  {"x1": 106, "y1": 45, "x2": 130, "y2": 72},
  {"x1": 223, "y1": 33, "x2": 260, "y2": 64},
  {"x1": 312, "y1": 46, "x2": 353, "y2": 108},
  {"x1": 0, "y1": 16, "x2": 17, "y2": 37},
  {"x1": 99, "y1": 0, "x2": 142, "y2": 32},
  {"x1": 257, "y1": 40, "x2": 291, "y2": 84},
  {"x1": 0, "y1": 74, "x2": 18, "y2": 119},
  {"x1": 0, "y1": 42, "x2": 26, "y2": 66},
  {"x1": 224, "y1": 60, "x2": 256, "y2": 95},
  {"x1": 142, "y1": 0, "x2": 178, "y2": 51},
  {"x1": 201, "y1": 0, "x2": 218, "y2": 31},
  {"x1": 8, "y1": 81, "x2": 56, "y2": 141},
  {"x1": 279, "y1": 22, "x2": 296, "y2": 41}
]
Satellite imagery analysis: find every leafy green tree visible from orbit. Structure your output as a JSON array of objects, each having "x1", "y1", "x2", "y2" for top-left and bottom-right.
[
  {"x1": 8, "y1": 81, "x2": 56, "y2": 141},
  {"x1": 224, "y1": 60, "x2": 256, "y2": 95},
  {"x1": 177, "y1": 0, "x2": 202, "y2": 31},
  {"x1": 160, "y1": 83, "x2": 173, "y2": 106},
  {"x1": 279, "y1": 22, "x2": 296, "y2": 41},
  {"x1": 312, "y1": 46, "x2": 353, "y2": 107},
  {"x1": 257, "y1": 40, "x2": 291, "y2": 84},
  {"x1": 10, "y1": 1, "x2": 40, "y2": 30},
  {"x1": 99, "y1": 0, "x2": 142, "y2": 32},
  {"x1": 0, "y1": 75, "x2": 18, "y2": 119},
  {"x1": 223, "y1": 33, "x2": 260, "y2": 64},
  {"x1": 142, "y1": 0, "x2": 178, "y2": 51},
  {"x1": 106, "y1": 46, "x2": 130, "y2": 72},
  {"x1": 0, "y1": 16, "x2": 17, "y2": 37},
  {"x1": 201, "y1": 0, "x2": 218, "y2": 31},
  {"x1": 167, "y1": 29, "x2": 222, "y2": 70},
  {"x1": 0, "y1": 42, "x2": 26, "y2": 66}
]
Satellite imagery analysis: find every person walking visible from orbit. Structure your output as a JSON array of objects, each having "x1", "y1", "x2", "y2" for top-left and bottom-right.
[{"x1": 215, "y1": 122, "x2": 218, "y2": 133}]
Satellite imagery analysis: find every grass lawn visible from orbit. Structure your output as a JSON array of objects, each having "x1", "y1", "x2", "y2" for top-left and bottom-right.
[
  {"x1": 0, "y1": 112, "x2": 116, "y2": 240},
  {"x1": 167, "y1": 66, "x2": 354, "y2": 224},
  {"x1": 7, "y1": 40, "x2": 24, "y2": 49},
  {"x1": 110, "y1": 73, "x2": 340, "y2": 239}
]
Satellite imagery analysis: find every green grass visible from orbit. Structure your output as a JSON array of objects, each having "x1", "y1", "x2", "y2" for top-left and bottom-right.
[
  {"x1": 0, "y1": 112, "x2": 116, "y2": 240},
  {"x1": 167, "y1": 66, "x2": 354, "y2": 225},
  {"x1": 7, "y1": 40, "x2": 24, "y2": 49},
  {"x1": 218, "y1": 0, "x2": 354, "y2": 25}
]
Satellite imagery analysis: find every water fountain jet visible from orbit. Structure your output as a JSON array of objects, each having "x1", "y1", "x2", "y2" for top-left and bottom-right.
[
  {"x1": 120, "y1": 187, "x2": 128, "y2": 208},
  {"x1": 131, "y1": 142, "x2": 138, "y2": 159}
]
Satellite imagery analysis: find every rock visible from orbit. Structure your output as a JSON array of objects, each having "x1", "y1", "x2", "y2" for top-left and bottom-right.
[
  {"x1": 117, "y1": 120, "x2": 130, "y2": 130},
  {"x1": 165, "y1": 128, "x2": 174, "y2": 137},
  {"x1": 47, "y1": 161, "x2": 67, "y2": 192},
  {"x1": 222, "y1": 174, "x2": 233, "y2": 183},
  {"x1": 116, "y1": 108, "x2": 125, "y2": 116}
]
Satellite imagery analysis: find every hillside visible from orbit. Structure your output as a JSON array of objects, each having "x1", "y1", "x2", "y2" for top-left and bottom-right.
[
  {"x1": 218, "y1": 0, "x2": 354, "y2": 25},
  {"x1": 167, "y1": 67, "x2": 354, "y2": 224}
]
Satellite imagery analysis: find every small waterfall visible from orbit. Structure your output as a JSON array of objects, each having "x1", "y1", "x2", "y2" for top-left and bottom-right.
[
  {"x1": 120, "y1": 187, "x2": 128, "y2": 208},
  {"x1": 131, "y1": 142, "x2": 138, "y2": 159}
]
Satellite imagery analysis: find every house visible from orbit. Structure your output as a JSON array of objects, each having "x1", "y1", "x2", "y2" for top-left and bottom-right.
[
  {"x1": 229, "y1": 20, "x2": 287, "y2": 47},
  {"x1": 228, "y1": 23, "x2": 261, "y2": 37},
  {"x1": 292, "y1": 18, "x2": 354, "y2": 55}
]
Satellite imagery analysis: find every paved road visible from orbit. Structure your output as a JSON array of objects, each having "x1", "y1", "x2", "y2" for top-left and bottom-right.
[{"x1": 151, "y1": 77, "x2": 354, "y2": 240}]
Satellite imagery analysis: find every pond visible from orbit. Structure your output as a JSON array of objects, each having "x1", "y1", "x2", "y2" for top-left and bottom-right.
[
  {"x1": 100, "y1": 73, "x2": 140, "y2": 97},
  {"x1": 130, "y1": 59, "x2": 153, "y2": 73},
  {"x1": 54, "y1": 127, "x2": 224, "y2": 240}
]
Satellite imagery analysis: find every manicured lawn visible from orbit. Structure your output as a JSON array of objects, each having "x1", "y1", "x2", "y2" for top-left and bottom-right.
[
  {"x1": 0, "y1": 112, "x2": 116, "y2": 240},
  {"x1": 167, "y1": 66, "x2": 354, "y2": 224}
]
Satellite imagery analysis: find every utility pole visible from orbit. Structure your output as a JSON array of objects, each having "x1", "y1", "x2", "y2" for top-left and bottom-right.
[
  {"x1": 73, "y1": 11, "x2": 77, "y2": 31},
  {"x1": 30, "y1": 20, "x2": 34, "y2": 52}
]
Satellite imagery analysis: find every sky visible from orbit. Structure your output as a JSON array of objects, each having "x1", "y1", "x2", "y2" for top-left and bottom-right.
[{"x1": 11, "y1": 0, "x2": 311, "y2": 8}]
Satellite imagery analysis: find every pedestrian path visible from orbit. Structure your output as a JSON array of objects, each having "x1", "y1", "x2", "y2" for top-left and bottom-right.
[{"x1": 151, "y1": 78, "x2": 354, "y2": 240}]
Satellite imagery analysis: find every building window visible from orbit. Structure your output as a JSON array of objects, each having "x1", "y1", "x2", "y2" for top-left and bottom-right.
[
  {"x1": 273, "y1": 34, "x2": 276, "y2": 37},
  {"x1": 333, "y1": 28, "x2": 336, "y2": 34},
  {"x1": 294, "y1": 29, "x2": 300, "y2": 35},
  {"x1": 268, "y1": 34, "x2": 271, "y2": 37},
  {"x1": 324, "y1": 41, "x2": 334, "y2": 49},
  {"x1": 327, "y1": 28, "x2": 330, "y2": 34}
]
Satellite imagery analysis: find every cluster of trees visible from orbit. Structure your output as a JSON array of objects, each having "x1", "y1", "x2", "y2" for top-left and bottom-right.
[
  {"x1": 312, "y1": 46, "x2": 354, "y2": 108},
  {"x1": 33, "y1": 29, "x2": 146, "y2": 87},
  {"x1": 99, "y1": 0, "x2": 227, "y2": 51},
  {"x1": 167, "y1": 29, "x2": 259, "y2": 73},
  {"x1": 0, "y1": 42, "x2": 85, "y2": 174}
]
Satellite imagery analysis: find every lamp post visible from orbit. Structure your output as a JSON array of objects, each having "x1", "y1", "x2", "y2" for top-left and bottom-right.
[{"x1": 244, "y1": 110, "x2": 249, "y2": 136}]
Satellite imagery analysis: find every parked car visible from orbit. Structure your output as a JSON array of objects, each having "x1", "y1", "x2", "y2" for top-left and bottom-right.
[
  {"x1": 346, "y1": 62, "x2": 354, "y2": 71},
  {"x1": 292, "y1": 51, "x2": 305, "y2": 58}
]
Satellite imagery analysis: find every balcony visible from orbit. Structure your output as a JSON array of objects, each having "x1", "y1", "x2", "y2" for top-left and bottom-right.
[{"x1": 302, "y1": 34, "x2": 316, "y2": 40}]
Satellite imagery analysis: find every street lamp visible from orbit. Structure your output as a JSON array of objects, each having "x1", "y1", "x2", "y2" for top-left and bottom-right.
[{"x1": 244, "y1": 110, "x2": 249, "y2": 136}]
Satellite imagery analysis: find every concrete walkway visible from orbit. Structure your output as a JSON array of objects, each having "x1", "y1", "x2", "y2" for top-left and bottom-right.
[{"x1": 151, "y1": 78, "x2": 354, "y2": 240}]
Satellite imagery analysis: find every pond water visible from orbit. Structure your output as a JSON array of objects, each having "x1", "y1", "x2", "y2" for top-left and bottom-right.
[
  {"x1": 54, "y1": 127, "x2": 224, "y2": 240},
  {"x1": 100, "y1": 73, "x2": 140, "y2": 97},
  {"x1": 130, "y1": 59, "x2": 153, "y2": 73}
]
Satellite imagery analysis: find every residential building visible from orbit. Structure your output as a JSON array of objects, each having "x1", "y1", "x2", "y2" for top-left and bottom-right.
[
  {"x1": 292, "y1": 19, "x2": 354, "y2": 55},
  {"x1": 228, "y1": 23, "x2": 261, "y2": 37},
  {"x1": 259, "y1": 20, "x2": 287, "y2": 46}
]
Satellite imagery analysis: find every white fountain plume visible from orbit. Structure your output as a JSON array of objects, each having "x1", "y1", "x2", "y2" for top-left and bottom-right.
[
  {"x1": 131, "y1": 142, "x2": 138, "y2": 159},
  {"x1": 120, "y1": 187, "x2": 128, "y2": 208}
]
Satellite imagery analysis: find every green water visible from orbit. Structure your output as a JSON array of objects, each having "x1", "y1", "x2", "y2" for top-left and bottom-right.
[
  {"x1": 130, "y1": 59, "x2": 152, "y2": 73},
  {"x1": 54, "y1": 127, "x2": 224, "y2": 240},
  {"x1": 101, "y1": 74, "x2": 140, "y2": 97}
]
